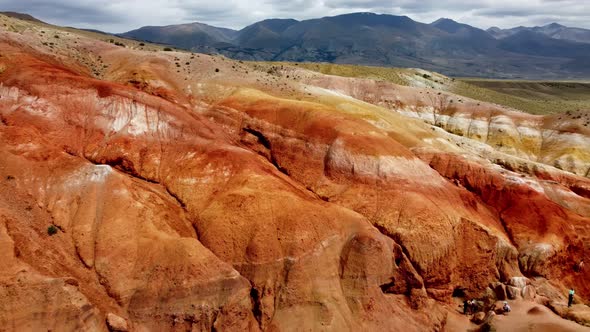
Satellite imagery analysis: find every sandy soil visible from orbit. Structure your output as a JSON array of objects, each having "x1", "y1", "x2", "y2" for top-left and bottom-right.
[
  {"x1": 493, "y1": 300, "x2": 590, "y2": 332},
  {"x1": 445, "y1": 299, "x2": 590, "y2": 332}
]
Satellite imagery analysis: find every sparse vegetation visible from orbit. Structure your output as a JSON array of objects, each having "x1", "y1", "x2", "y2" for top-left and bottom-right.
[
  {"x1": 47, "y1": 225, "x2": 58, "y2": 236},
  {"x1": 427, "y1": 93, "x2": 454, "y2": 123},
  {"x1": 163, "y1": 47, "x2": 173, "y2": 51},
  {"x1": 261, "y1": 62, "x2": 589, "y2": 115},
  {"x1": 272, "y1": 62, "x2": 410, "y2": 85},
  {"x1": 455, "y1": 79, "x2": 590, "y2": 115}
]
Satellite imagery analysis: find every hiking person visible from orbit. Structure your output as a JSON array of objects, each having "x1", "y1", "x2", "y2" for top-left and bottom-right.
[
  {"x1": 502, "y1": 301, "x2": 511, "y2": 314},
  {"x1": 469, "y1": 299, "x2": 478, "y2": 313},
  {"x1": 568, "y1": 288, "x2": 575, "y2": 307},
  {"x1": 463, "y1": 300, "x2": 469, "y2": 314}
]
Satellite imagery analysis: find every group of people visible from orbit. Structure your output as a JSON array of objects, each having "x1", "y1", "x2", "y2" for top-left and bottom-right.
[
  {"x1": 462, "y1": 287, "x2": 576, "y2": 318},
  {"x1": 462, "y1": 299, "x2": 479, "y2": 315},
  {"x1": 463, "y1": 299, "x2": 510, "y2": 315}
]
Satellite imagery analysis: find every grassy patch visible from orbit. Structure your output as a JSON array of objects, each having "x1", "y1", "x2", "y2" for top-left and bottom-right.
[
  {"x1": 281, "y1": 62, "x2": 411, "y2": 85},
  {"x1": 455, "y1": 79, "x2": 590, "y2": 115},
  {"x1": 267, "y1": 61, "x2": 589, "y2": 115}
]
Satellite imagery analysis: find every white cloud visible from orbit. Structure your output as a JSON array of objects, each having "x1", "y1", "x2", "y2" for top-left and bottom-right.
[{"x1": 0, "y1": 0, "x2": 588, "y2": 32}]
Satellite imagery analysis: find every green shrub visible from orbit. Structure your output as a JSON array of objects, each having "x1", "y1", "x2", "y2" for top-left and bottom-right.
[
  {"x1": 163, "y1": 47, "x2": 172, "y2": 51},
  {"x1": 47, "y1": 225, "x2": 58, "y2": 236}
]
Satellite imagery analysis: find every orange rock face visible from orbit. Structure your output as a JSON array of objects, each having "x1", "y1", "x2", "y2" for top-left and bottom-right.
[{"x1": 0, "y1": 15, "x2": 589, "y2": 331}]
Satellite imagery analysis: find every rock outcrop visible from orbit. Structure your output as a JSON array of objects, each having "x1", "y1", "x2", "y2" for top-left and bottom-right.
[{"x1": 0, "y1": 13, "x2": 589, "y2": 331}]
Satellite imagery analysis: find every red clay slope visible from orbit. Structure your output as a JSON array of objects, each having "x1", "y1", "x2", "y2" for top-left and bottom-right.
[
  {"x1": 0, "y1": 28, "x2": 439, "y2": 331},
  {"x1": 0, "y1": 15, "x2": 589, "y2": 331}
]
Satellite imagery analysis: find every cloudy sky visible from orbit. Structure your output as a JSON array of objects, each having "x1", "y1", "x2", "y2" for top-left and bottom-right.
[{"x1": 1, "y1": 0, "x2": 588, "y2": 32}]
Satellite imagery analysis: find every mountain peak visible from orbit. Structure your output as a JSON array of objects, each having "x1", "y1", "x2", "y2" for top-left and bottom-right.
[
  {"x1": 431, "y1": 17, "x2": 471, "y2": 33},
  {"x1": 328, "y1": 12, "x2": 409, "y2": 20},
  {"x1": 339, "y1": 12, "x2": 379, "y2": 17},
  {"x1": 432, "y1": 18, "x2": 457, "y2": 25},
  {"x1": 545, "y1": 22, "x2": 565, "y2": 28},
  {"x1": 240, "y1": 18, "x2": 298, "y2": 33},
  {"x1": 318, "y1": 12, "x2": 416, "y2": 29}
]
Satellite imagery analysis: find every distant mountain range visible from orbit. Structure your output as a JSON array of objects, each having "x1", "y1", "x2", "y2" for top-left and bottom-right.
[
  {"x1": 3, "y1": 11, "x2": 574, "y2": 79},
  {"x1": 488, "y1": 23, "x2": 590, "y2": 44}
]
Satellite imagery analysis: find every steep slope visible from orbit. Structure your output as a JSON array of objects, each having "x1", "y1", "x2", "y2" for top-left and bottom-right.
[
  {"x1": 1, "y1": 14, "x2": 590, "y2": 331},
  {"x1": 428, "y1": 18, "x2": 499, "y2": 57},
  {"x1": 431, "y1": 18, "x2": 475, "y2": 33},
  {"x1": 236, "y1": 19, "x2": 299, "y2": 49},
  {"x1": 0, "y1": 15, "x2": 444, "y2": 331}
]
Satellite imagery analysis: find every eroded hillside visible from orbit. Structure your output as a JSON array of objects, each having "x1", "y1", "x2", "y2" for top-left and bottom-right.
[{"x1": 0, "y1": 14, "x2": 589, "y2": 331}]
